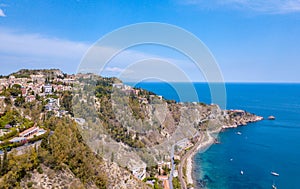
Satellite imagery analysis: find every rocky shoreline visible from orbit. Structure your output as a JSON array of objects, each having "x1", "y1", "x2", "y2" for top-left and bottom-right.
[
  {"x1": 185, "y1": 111, "x2": 263, "y2": 189},
  {"x1": 222, "y1": 110, "x2": 264, "y2": 129}
]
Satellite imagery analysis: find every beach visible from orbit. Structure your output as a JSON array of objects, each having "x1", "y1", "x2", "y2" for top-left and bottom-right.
[{"x1": 185, "y1": 130, "x2": 217, "y2": 188}]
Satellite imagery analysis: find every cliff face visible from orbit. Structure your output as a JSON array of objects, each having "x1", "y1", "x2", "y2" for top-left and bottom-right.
[
  {"x1": 20, "y1": 165, "x2": 86, "y2": 189},
  {"x1": 19, "y1": 160, "x2": 149, "y2": 189},
  {"x1": 73, "y1": 75, "x2": 262, "y2": 178},
  {"x1": 102, "y1": 162, "x2": 150, "y2": 189}
]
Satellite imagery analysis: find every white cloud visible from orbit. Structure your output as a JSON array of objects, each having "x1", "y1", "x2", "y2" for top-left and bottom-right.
[
  {"x1": 0, "y1": 28, "x2": 205, "y2": 81},
  {"x1": 0, "y1": 28, "x2": 89, "y2": 58},
  {"x1": 99, "y1": 47, "x2": 205, "y2": 82},
  {"x1": 0, "y1": 8, "x2": 6, "y2": 17},
  {"x1": 105, "y1": 66, "x2": 124, "y2": 73},
  {"x1": 181, "y1": 0, "x2": 300, "y2": 14},
  {"x1": 0, "y1": 28, "x2": 90, "y2": 74}
]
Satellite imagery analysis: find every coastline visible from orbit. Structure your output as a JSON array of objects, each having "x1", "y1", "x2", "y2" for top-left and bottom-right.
[
  {"x1": 185, "y1": 129, "x2": 219, "y2": 188},
  {"x1": 185, "y1": 115, "x2": 263, "y2": 188},
  {"x1": 186, "y1": 131, "x2": 215, "y2": 186}
]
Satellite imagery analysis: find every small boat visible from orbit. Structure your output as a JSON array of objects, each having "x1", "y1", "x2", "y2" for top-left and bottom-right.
[
  {"x1": 268, "y1": 116, "x2": 275, "y2": 120},
  {"x1": 272, "y1": 184, "x2": 277, "y2": 189},
  {"x1": 240, "y1": 170, "x2": 244, "y2": 175},
  {"x1": 230, "y1": 158, "x2": 233, "y2": 161},
  {"x1": 271, "y1": 171, "x2": 279, "y2": 176},
  {"x1": 236, "y1": 132, "x2": 242, "y2": 135}
]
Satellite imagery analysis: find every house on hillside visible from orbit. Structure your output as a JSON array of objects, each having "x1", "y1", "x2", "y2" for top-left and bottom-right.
[
  {"x1": 43, "y1": 84, "x2": 52, "y2": 94},
  {"x1": 25, "y1": 95, "x2": 36, "y2": 103},
  {"x1": 132, "y1": 166, "x2": 146, "y2": 180},
  {"x1": 19, "y1": 126, "x2": 39, "y2": 138},
  {"x1": 158, "y1": 161, "x2": 171, "y2": 175},
  {"x1": 30, "y1": 74, "x2": 45, "y2": 84},
  {"x1": 8, "y1": 75, "x2": 16, "y2": 85},
  {"x1": 19, "y1": 126, "x2": 46, "y2": 139},
  {"x1": 112, "y1": 83, "x2": 124, "y2": 89},
  {"x1": 21, "y1": 87, "x2": 27, "y2": 96},
  {"x1": 45, "y1": 98, "x2": 60, "y2": 111},
  {"x1": 155, "y1": 175, "x2": 170, "y2": 189}
]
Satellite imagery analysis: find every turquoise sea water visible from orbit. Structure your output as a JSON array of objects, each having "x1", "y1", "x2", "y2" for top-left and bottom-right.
[{"x1": 128, "y1": 82, "x2": 300, "y2": 189}]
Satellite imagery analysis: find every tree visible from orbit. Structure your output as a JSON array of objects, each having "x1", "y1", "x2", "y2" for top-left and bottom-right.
[
  {"x1": 111, "y1": 152, "x2": 114, "y2": 163},
  {"x1": 35, "y1": 93, "x2": 40, "y2": 101},
  {"x1": 4, "y1": 97, "x2": 11, "y2": 105},
  {"x1": 12, "y1": 84, "x2": 21, "y2": 89},
  {"x1": 1, "y1": 148, "x2": 8, "y2": 175},
  {"x1": 0, "y1": 154, "x2": 2, "y2": 174},
  {"x1": 14, "y1": 96, "x2": 25, "y2": 107},
  {"x1": 9, "y1": 87, "x2": 21, "y2": 97},
  {"x1": 61, "y1": 91, "x2": 73, "y2": 116}
]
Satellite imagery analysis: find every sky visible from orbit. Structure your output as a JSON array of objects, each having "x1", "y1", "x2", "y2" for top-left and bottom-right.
[{"x1": 0, "y1": 0, "x2": 300, "y2": 82}]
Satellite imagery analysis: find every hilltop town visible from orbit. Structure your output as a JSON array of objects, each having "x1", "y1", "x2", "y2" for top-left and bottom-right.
[
  {"x1": 0, "y1": 70, "x2": 72, "y2": 147},
  {"x1": 0, "y1": 69, "x2": 263, "y2": 189}
]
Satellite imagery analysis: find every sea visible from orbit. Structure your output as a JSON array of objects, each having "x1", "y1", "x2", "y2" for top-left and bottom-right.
[{"x1": 127, "y1": 82, "x2": 300, "y2": 189}]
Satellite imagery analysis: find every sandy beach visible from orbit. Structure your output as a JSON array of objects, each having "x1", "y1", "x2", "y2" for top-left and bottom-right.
[{"x1": 185, "y1": 131, "x2": 216, "y2": 187}]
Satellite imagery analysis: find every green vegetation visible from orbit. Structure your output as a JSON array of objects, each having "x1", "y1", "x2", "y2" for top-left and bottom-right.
[
  {"x1": 143, "y1": 177, "x2": 163, "y2": 189},
  {"x1": 174, "y1": 159, "x2": 180, "y2": 165},
  {"x1": 61, "y1": 91, "x2": 73, "y2": 116},
  {"x1": 146, "y1": 165, "x2": 158, "y2": 177},
  {"x1": 0, "y1": 85, "x2": 21, "y2": 98},
  {"x1": 0, "y1": 117, "x2": 107, "y2": 188},
  {"x1": 0, "y1": 109, "x2": 49, "y2": 151},
  {"x1": 10, "y1": 69, "x2": 62, "y2": 79},
  {"x1": 129, "y1": 93, "x2": 147, "y2": 120},
  {"x1": 0, "y1": 71, "x2": 157, "y2": 188},
  {"x1": 74, "y1": 76, "x2": 147, "y2": 149},
  {"x1": 162, "y1": 165, "x2": 171, "y2": 175},
  {"x1": 40, "y1": 118, "x2": 107, "y2": 188},
  {"x1": 0, "y1": 110, "x2": 33, "y2": 129},
  {"x1": 0, "y1": 148, "x2": 39, "y2": 188},
  {"x1": 0, "y1": 128, "x2": 18, "y2": 141},
  {"x1": 1, "y1": 70, "x2": 212, "y2": 188},
  {"x1": 187, "y1": 183, "x2": 194, "y2": 188},
  {"x1": 172, "y1": 177, "x2": 181, "y2": 189}
]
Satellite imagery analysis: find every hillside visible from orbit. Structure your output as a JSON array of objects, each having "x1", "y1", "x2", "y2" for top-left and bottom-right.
[
  {"x1": 72, "y1": 74, "x2": 262, "y2": 186},
  {"x1": 0, "y1": 69, "x2": 262, "y2": 189},
  {"x1": 10, "y1": 69, "x2": 65, "y2": 79}
]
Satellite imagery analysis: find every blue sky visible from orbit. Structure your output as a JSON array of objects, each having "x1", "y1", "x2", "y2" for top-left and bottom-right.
[{"x1": 0, "y1": 0, "x2": 300, "y2": 82}]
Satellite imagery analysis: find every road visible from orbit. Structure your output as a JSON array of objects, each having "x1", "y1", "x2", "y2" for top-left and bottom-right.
[
  {"x1": 178, "y1": 133, "x2": 204, "y2": 189},
  {"x1": 169, "y1": 144, "x2": 175, "y2": 189},
  {"x1": 0, "y1": 140, "x2": 42, "y2": 156},
  {"x1": 0, "y1": 131, "x2": 53, "y2": 156}
]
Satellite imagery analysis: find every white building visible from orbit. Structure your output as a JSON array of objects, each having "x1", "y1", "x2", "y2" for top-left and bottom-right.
[
  {"x1": 173, "y1": 170, "x2": 178, "y2": 177},
  {"x1": 132, "y1": 167, "x2": 146, "y2": 180},
  {"x1": 43, "y1": 84, "x2": 52, "y2": 94}
]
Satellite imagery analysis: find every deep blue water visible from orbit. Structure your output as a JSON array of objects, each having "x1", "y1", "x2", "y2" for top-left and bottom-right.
[{"x1": 127, "y1": 82, "x2": 300, "y2": 189}]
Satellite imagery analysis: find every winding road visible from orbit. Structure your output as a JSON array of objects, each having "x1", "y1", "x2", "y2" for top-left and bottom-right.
[{"x1": 178, "y1": 133, "x2": 204, "y2": 189}]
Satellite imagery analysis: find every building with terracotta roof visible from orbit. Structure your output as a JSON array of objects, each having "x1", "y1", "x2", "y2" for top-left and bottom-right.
[
  {"x1": 19, "y1": 126, "x2": 39, "y2": 138},
  {"x1": 25, "y1": 95, "x2": 36, "y2": 102}
]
